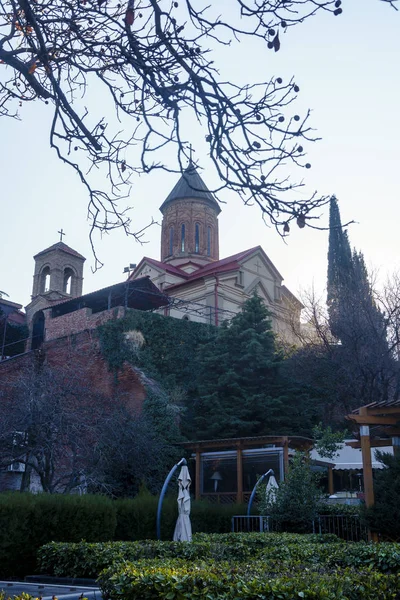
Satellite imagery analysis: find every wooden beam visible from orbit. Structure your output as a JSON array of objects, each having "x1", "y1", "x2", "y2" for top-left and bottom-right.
[
  {"x1": 366, "y1": 407, "x2": 400, "y2": 416},
  {"x1": 348, "y1": 414, "x2": 398, "y2": 426},
  {"x1": 347, "y1": 438, "x2": 392, "y2": 449}
]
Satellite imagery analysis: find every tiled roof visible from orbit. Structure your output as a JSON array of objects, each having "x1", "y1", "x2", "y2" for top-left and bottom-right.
[
  {"x1": 164, "y1": 247, "x2": 262, "y2": 291},
  {"x1": 129, "y1": 257, "x2": 189, "y2": 280},
  {"x1": 159, "y1": 163, "x2": 221, "y2": 214},
  {"x1": 34, "y1": 242, "x2": 86, "y2": 261}
]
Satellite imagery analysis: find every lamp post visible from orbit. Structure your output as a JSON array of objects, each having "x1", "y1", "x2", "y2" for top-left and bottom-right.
[{"x1": 247, "y1": 469, "x2": 275, "y2": 516}]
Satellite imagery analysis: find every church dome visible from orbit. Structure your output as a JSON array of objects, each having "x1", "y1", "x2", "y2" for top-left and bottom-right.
[
  {"x1": 160, "y1": 164, "x2": 220, "y2": 266},
  {"x1": 159, "y1": 163, "x2": 221, "y2": 215}
]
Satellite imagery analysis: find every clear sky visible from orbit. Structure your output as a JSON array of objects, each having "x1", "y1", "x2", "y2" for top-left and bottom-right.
[{"x1": 1, "y1": 0, "x2": 399, "y2": 309}]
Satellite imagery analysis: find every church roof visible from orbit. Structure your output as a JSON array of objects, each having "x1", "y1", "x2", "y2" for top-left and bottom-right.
[
  {"x1": 34, "y1": 242, "x2": 86, "y2": 261},
  {"x1": 159, "y1": 163, "x2": 221, "y2": 214},
  {"x1": 47, "y1": 277, "x2": 168, "y2": 317}
]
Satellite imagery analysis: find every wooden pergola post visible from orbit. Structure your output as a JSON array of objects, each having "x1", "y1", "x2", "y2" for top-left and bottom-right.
[
  {"x1": 360, "y1": 424, "x2": 374, "y2": 508},
  {"x1": 237, "y1": 445, "x2": 243, "y2": 503},
  {"x1": 328, "y1": 466, "x2": 334, "y2": 496},
  {"x1": 283, "y1": 437, "x2": 289, "y2": 478},
  {"x1": 392, "y1": 436, "x2": 400, "y2": 458},
  {"x1": 195, "y1": 449, "x2": 201, "y2": 500}
]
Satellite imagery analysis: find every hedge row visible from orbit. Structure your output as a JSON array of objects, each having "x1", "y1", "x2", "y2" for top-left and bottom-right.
[
  {"x1": 0, "y1": 491, "x2": 246, "y2": 578},
  {"x1": 39, "y1": 534, "x2": 400, "y2": 580},
  {"x1": 38, "y1": 533, "x2": 341, "y2": 578},
  {"x1": 98, "y1": 558, "x2": 400, "y2": 600}
]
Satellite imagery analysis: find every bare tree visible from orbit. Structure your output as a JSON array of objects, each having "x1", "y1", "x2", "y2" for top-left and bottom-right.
[
  {"x1": 1, "y1": 0, "x2": 396, "y2": 261},
  {"x1": 0, "y1": 363, "x2": 109, "y2": 492}
]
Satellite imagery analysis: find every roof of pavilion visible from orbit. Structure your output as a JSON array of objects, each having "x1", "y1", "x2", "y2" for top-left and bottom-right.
[{"x1": 181, "y1": 434, "x2": 314, "y2": 451}]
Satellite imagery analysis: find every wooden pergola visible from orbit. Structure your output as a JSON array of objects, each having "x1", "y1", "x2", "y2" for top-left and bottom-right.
[
  {"x1": 347, "y1": 399, "x2": 400, "y2": 509},
  {"x1": 181, "y1": 435, "x2": 314, "y2": 503}
]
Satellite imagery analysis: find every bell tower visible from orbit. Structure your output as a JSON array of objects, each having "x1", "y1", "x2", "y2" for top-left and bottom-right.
[
  {"x1": 160, "y1": 163, "x2": 221, "y2": 268},
  {"x1": 25, "y1": 241, "x2": 85, "y2": 336}
]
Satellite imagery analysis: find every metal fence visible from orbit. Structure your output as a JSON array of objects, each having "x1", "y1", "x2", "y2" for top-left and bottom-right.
[
  {"x1": 231, "y1": 514, "x2": 367, "y2": 541},
  {"x1": 315, "y1": 514, "x2": 368, "y2": 542}
]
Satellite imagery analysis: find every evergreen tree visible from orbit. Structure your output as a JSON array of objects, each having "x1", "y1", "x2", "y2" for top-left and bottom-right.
[
  {"x1": 192, "y1": 294, "x2": 284, "y2": 439},
  {"x1": 327, "y1": 195, "x2": 353, "y2": 339},
  {"x1": 324, "y1": 196, "x2": 394, "y2": 408}
]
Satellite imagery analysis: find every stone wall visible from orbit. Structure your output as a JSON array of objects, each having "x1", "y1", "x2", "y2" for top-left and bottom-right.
[{"x1": 45, "y1": 305, "x2": 126, "y2": 341}]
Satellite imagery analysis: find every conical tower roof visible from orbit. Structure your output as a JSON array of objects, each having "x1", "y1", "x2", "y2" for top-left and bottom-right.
[{"x1": 160, "y1": 163, "x2": 221, "y2": 214}]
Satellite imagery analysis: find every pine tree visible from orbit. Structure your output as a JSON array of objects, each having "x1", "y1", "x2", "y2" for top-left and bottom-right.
[{"x1": 192, "y1": 294, "x2": 284, "y2": 439}]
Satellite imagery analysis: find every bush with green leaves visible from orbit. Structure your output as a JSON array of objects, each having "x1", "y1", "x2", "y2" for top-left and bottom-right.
[
  {"x1": 98, "y1": 557, "x2": 400, "y2": 600},
  {"x1": 258, "y1": 453, "x2": 323, "y2": 533},
  {"x1": 0, "y1": 492, "x2": 116, "y2": 578}
]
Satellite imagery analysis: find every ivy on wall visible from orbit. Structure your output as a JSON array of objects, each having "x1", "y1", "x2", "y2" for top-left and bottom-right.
[{"x1": 97, "y1": 309, "x2": 216, "y2": 392}]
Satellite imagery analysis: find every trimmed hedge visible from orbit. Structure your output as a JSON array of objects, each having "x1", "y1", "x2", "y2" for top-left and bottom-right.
[
  {"x1": 38, "y1": 533, "x2": 340, "y2": 579},
  {"x1": 98, "y1": 558, "x2": 400, "y2": 600},
  {"x1": 39, "y1": 533, "x2": 400, "y2": 580},
  {"x1": 0, "y1": 492, "x2": 247, "y2": 578},
  {"x1": 0, "y1": 492, "x2": 116, "y2": 578}
]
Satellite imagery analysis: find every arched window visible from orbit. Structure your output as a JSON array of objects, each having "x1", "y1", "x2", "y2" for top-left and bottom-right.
[
  {"x1": 169, "y1": 226, "x2": 174, "y2": 256},
  {"x1": 181, "y1": 224, "x2": 185, "y2": 252},
  {"x1": 63, "y1": 268, "x2": 74, "y2": 294},
  {"x1": 195, "y1": 223, "x2": 200, "y2": 253},
  {"x1": 40, "y1": 267, "x2": 51, "y2": 293},
  {"x1": 207, "y1": 226, "x2": 212, "y2": 256}
]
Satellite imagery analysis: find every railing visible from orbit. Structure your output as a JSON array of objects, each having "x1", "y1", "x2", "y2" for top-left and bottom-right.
[
  {"x1": 231, "y1": 515, "x2": 279, "y2": 533},
  {"x1": 200, "y1": 492, "x2": 252, "y2": 504},
  {"x1": 231, "y1": 514, "x2": 367, "y2": 541},
  {"x1": 315, "y1": 514, "x2": 368, "y2": 542}
]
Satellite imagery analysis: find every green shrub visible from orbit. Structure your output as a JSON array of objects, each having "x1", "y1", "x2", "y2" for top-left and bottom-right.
[
  {"x1": 0, "y1": 492, "x2": 116, "y2": 578},
  {"x1": 98, "y1": 558, "x2": 400, "y2": 600},
  {"x1": 38, "y1": 533, "x2": 343, "y2": 579}
]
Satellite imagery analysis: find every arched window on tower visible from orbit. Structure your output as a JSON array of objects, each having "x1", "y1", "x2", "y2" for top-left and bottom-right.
[
  {"x1": 207, "y1": 226, "x2": 212, "y2": 256},
  {"x1": 169, "y1": 226, "x2": 174, "y2": 256},
  {"x1": 195, "y1": 223, "x2": 200, "y2": 253},
  {"x1": 181, "y1": 224, "x2": 185, "y2": 252},
  {"x1": 40, "y1": 267, "x2": 51, "y2": 293},
  {"x1": 63, "y1": 268, "x2": 74, "y2": 295}
]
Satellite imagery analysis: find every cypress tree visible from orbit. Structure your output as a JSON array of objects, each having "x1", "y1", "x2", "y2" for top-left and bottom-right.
[{"x1": 327, "y1": 195, "x2": 352, "y2": 338}]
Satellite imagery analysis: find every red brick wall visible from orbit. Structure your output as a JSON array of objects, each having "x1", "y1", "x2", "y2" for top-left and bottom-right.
[{"x1": 0, "y1": 327, "x2": 146, "y2": 414}]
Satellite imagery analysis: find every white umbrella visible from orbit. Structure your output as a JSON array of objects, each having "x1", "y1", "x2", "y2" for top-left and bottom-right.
[
  {"x1": 265, "y1": 474, "x2": 279, "y2": 505},
  {"x1": 173, "y1": 465, "x2": 192, "y2": 542}
]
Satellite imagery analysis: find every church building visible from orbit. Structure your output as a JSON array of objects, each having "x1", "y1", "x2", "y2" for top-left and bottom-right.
[{"x1": 129, "y1": 163, "x2": 302, "y2": 342}]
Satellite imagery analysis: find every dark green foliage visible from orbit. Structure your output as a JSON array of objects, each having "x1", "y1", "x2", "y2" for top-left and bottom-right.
[
  {"x1": 38, "y1": 533, "x2": 341, "y2": 579},
  {"x1": 98, "y1": 550, "x2": 400, "y2": 600},
  {"x1": 0, "y1": 308, "x2": 28, "y2": 358},
  {"x1": 260, "y1": 453, "x2": 322, "y2": 533},
  {"x1": 192, "y1": 294, "x2": 284, "y2": 439},
  {"x1": 366, "y1": 452, "x2": 400, "y2": 540},
  {"x1": 98, "y1": 297, "x2": 321, "y2": 441},
  {"x1": 325, "y1": 196, "x2": 393, "y2": 409},
  {"x1": 97, "y1": 308, "x2": 216, "y2": 391},
  {"x1": 327, "y1": 195, "x2": 353, "y2": 339},
  {"x1": 0, "y1": 493, "x2": 116, "y2": 578}
]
